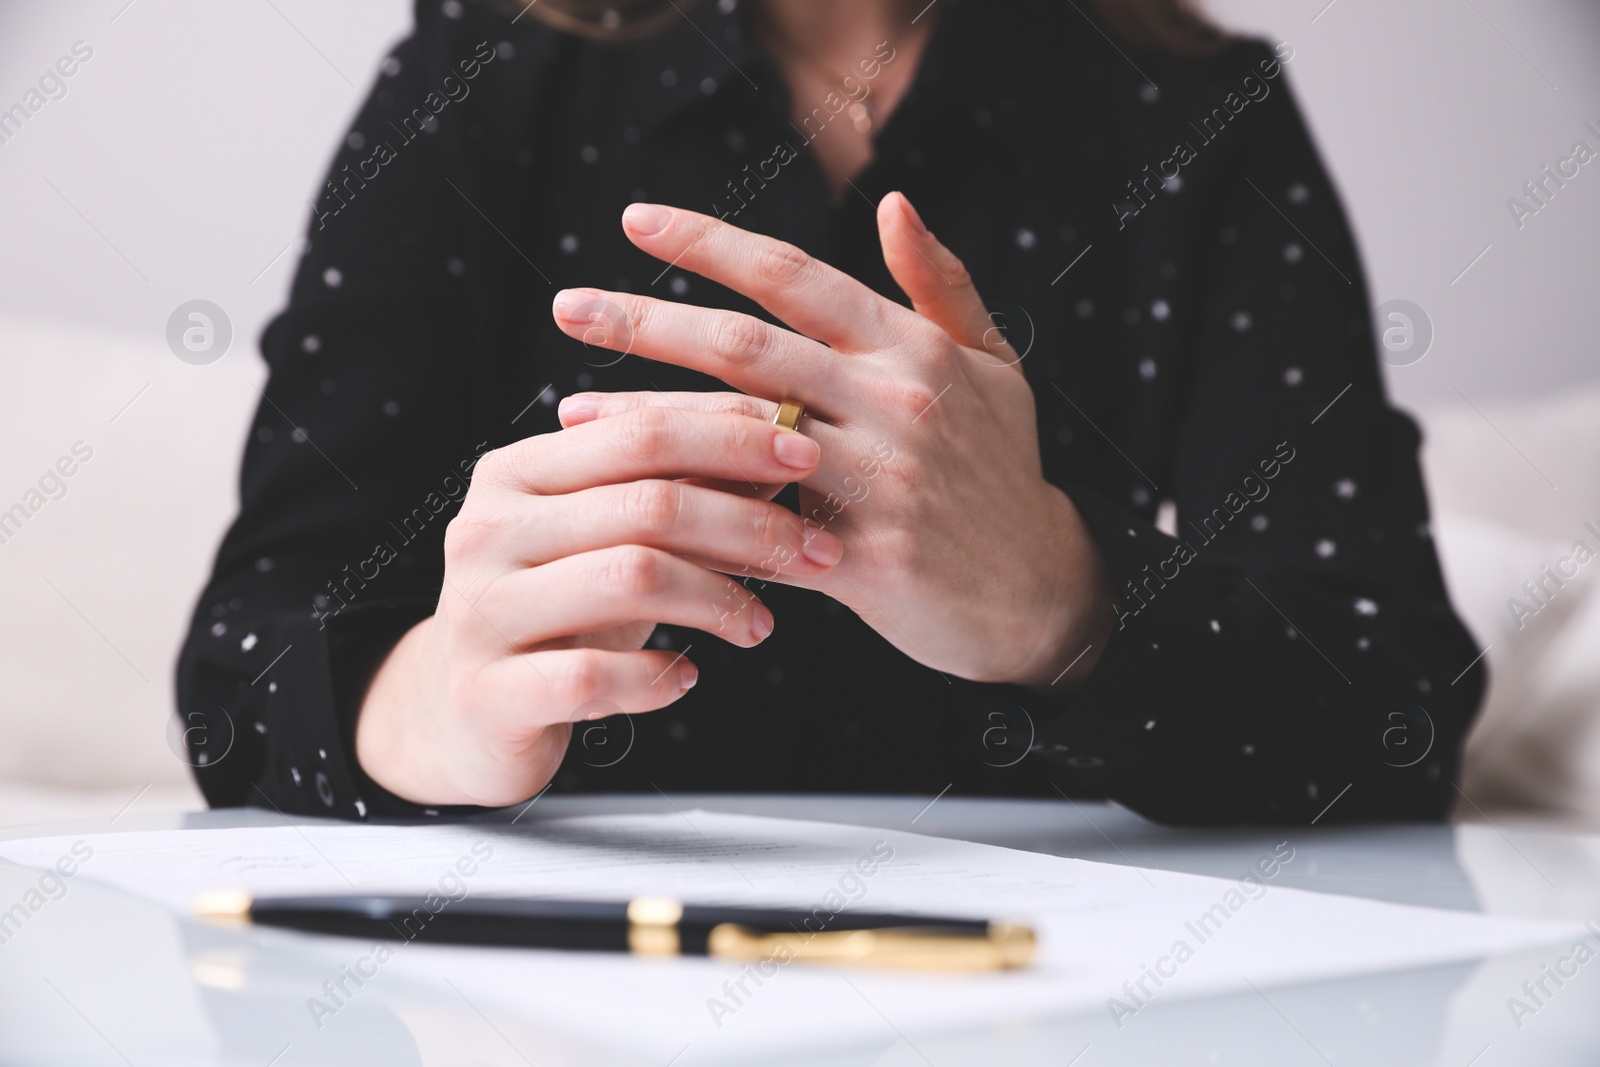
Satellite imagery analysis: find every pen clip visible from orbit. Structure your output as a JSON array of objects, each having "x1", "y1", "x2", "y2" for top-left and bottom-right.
[{"x1": 707, "y1": 922, "x2": 1035, "y2": 971}]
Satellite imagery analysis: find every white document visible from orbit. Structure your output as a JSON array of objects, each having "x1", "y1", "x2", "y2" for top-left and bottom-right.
[{"x1": 0, "y1": 811, "x2": 1582, "y2": 1059}]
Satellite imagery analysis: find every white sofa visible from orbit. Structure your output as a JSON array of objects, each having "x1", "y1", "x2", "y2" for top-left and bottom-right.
[{"x1": 1423, "y1": 387, "x2": 1600, "y2": 829}]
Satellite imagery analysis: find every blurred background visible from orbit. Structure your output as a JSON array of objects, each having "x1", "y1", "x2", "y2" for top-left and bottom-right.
[{"x1": 0, "y1": 0, "x2": 1596, "y2": 828}]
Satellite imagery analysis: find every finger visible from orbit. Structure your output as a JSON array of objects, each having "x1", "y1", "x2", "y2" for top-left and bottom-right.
[
  {"x1": 478, "y1": 646, "x2": 698, "y2": 722},
  {"x1": 479, "y1": 406, "x2": 821, "y2": 495},
  {"x1": 676, "y1": 552, "x2": 828, "y2": 594},
  {"x1": 617, "y1": 202, "x2": 920, "y2": 351},
  {"x1": 479, "y1": 546, "x2": 776, "y2": 648},
  {"x1": 552, "y1": 288, "x2": 851, "y2": 408},
  {"x1": 558, "y1": 390, "x2": 834, "y2": 441},
  {"x1": 560, "y1": 389, "x2": 774, "y2": 426},
  {"x1": 878, "y1": 191, "x2": 1020, "y2": 371},
  {"x1": 517, "y1": 479, "x2": 843, "y2": 573},
  {"x1": 557, "y1": 393, "x2": 829, "y2": 501}
]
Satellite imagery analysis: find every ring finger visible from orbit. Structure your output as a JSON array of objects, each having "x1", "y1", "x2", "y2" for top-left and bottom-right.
[{"x1": 559, "y1": 390, "x2": 834, "y2": 438}]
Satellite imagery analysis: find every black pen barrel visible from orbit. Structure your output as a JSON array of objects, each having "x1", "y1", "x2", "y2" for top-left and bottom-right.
[
  {"x1": 251, "y1": 896, "x2": 637, "y2": 951},
  {"x1": 240, "y1": 895, "x2": 992, "y2": 954}
]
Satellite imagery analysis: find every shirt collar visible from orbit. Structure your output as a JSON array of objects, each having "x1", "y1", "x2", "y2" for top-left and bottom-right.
[{"x1": 618, "y1": 0, "x2": 996, "y2": 138}]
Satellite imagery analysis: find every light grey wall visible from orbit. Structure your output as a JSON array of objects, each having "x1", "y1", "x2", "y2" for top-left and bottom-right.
[
  {"x1": 1205, "y1": 0, "x2": 1600, "y2": 410},
  {"x1": 0, "y1": 0, "x2": 412, "y2": 358}
]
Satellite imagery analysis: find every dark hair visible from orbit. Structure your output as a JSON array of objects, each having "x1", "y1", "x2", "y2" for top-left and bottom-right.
[{"x1": 493, "y1": 0, "x2": 1227, "y2": 53}]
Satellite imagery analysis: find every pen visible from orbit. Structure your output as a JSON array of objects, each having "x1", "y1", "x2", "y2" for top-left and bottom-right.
[{"x1": 193, "y1": 892, "x2": 1036, "y2": 971}]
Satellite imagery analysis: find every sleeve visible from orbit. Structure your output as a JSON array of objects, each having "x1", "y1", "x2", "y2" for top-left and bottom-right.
[
  {"x1": 996, "y1": 42, "x2": 1484, "y2": 825},
  {"x1": 175, "y1": 7, "x2": 501, "y2": 818}
]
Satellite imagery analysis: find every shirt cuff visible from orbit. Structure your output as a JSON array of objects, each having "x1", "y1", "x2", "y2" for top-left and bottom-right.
[{"x1": 943, "y1": 483, "x2": 1261, "y2": 803}]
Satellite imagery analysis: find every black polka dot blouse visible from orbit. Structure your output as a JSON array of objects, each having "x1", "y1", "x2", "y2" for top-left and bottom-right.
[{"x1": 178, "y1": 0, "x2": 1484, "y2": 825}]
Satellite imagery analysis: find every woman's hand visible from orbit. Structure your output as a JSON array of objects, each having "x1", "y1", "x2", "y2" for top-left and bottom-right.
[
  {"x1": 552, "y1": 194, "x2": 1113, "y2": 690},
  {"x1": 354, "y1": 409, "x2": 842, "y2": 806}
]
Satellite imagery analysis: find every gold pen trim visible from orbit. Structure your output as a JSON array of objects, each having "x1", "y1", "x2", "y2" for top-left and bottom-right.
[
  {"x1": 707, "y1": 921, "x2": 1036, "y2": 971},
  {"x1": 627, "y1": 896, "x2": 683, "y2": 956},
  {"x1": 192, "y1": 889, "x2": 253, "y2": 925}
]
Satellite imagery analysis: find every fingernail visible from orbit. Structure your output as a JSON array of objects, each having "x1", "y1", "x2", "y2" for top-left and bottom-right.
[
  {"x1": 751, "y1": 604, "x2": 774, "y2": 641},
  {"x1": 623, "y1": 203, "x2": 671, "y2": 236},
  {"x1": 558, "y1": 394, "x2": 601, "y2": 424},
  {"x1": 899, "y1": 194, "x2": 928, "y2": 236},
  {"x1": 773, "y1": 431, "x2": 820, "y2": 469},
  {"x1": 801, "y1": 528, "x2": 843, "y2": 567},
  {"x1": 678, "y1": 660, "x2": 698, "y2": 690},
  {"x1": 552, "y1": 288, "x2": 599, "y2": 322}
]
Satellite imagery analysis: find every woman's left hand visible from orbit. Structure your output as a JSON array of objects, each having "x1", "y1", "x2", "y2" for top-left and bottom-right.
[{"x1": 550, "y1": 193, "x2": 1111, "y2": 690}]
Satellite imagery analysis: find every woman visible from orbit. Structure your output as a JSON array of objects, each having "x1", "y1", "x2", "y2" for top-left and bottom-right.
[{"x1": 179, "y1": 0, "x2": 1482, "y2": 824}]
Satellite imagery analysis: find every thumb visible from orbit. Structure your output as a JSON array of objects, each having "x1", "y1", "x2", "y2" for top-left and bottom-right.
[{"x1": 877, "y1": 191, "x2": 1017, "y2": 369}]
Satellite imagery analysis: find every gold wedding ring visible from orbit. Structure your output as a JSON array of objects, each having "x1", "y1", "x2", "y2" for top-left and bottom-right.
[{"x1": 772, "y1": 399, "x2": 806, "y2": 433}]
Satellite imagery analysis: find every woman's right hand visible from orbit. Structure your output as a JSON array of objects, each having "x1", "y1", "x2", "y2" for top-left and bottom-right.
[{"x1": 353, "y1": 404, "x2": 843, "y2": 807}]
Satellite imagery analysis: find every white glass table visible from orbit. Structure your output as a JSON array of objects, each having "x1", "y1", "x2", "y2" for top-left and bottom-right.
[{"x1": 1, "y1": 795, "x2": 1596, "y2": 1065}]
